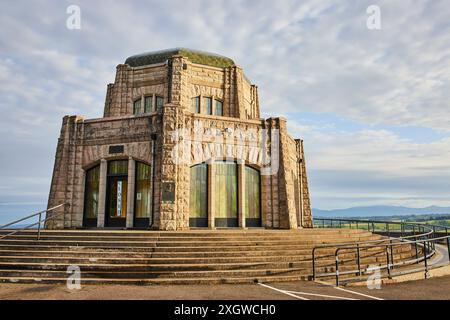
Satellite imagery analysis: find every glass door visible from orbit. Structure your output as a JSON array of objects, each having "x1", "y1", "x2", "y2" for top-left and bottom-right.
[{"x1": 105, "y1": 160, "x2": 128, "y2": 227}]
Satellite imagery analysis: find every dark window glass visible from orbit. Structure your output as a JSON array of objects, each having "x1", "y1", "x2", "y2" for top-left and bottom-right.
[
  {"x1": 84, "y1": 165, "x2": 100, "y2": 219},
  {"x1": 144, "y1": 96, "x2": 153, "y2": 113},
  {"x1": 156, "y1": 96, "x2": 164, "y2": 109},
  {"x1": 133, "y1": 99, "x2": 141, "y2": 115},
  {"x1": 108, "y1": 160, "x2": 128, "y2": 175},
  {"x1": 203, "y1": 97, "x2": 212, "y2": 115},
  {"x1": 215, "y1": 100, "x2": 223, "y2": 116},
  {"x1": 135, "y1": 162, "x2": 152, "y2": 218},
  {"x1": 192, "y1": 96, "x2": 200, "y2": 113}
]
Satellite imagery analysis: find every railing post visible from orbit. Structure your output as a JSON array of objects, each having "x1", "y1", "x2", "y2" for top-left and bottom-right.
[
  {"x1": 37, "y1": 212, "x2": 42, "y2": 241},
  {"x1": 335, "y1": 252, "x2": 340, "y2": 286},
  {"x1": 322, "y1": 220, "x2": 325, "y2": 228},
  {"x1": 446, "y1": 228, "x2": 450, "y2": 263},
  {"x1": 423, "y1": 240, "x2": 429, "y2": 279},
  {"x1": 367, "y1": 222, "x2": 370, "y2": 231},
  {"x1": 356, "y1": 244, "x2": 361, "y2": 276},
  {"x1": 312, "y1": 249, "x2": 316, "y2": 280},
  {"x1": 390, "y1": 240, "x2": 394, "y2": 269},
  {"x1": 415, "y1": 236, "x2": 419, "y2": 263},
  {"x1": 432, "y1": 226, "x2": 436, "y2": 250},
  {"x1": 386, "y1": 223, "x2": 390, "y2": 237},
  {"x1": 385, "y1": 246, "x2": 391, "y2": 278}
]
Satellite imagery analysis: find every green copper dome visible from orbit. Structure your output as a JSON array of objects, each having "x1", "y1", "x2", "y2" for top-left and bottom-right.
[{"x1": 125, "y1": 48, "x2": 235, "y2": 68}]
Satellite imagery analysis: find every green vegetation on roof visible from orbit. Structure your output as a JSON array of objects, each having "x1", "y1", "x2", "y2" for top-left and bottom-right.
[{"x1": 125, "y1": 48, "x2": 235, "y2": 68}]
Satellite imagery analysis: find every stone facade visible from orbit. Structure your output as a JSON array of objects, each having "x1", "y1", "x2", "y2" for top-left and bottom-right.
[{"x1": 46, "y1": 48, "x2": 312, "y2": 230}]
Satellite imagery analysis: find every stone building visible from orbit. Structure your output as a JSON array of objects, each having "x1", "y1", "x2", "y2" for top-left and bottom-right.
[{"x1": 46, "y1": 48, "x2": 312, "y2": 230}]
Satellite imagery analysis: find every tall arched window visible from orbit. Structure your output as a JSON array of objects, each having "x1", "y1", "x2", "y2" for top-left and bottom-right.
[
  {"x1": 189, "y1": 163, "x2": 208, "y2": 227},
  {"x1": 83, "y1": 165, "x2": 100, "y2": 227},
  {"x1": 245, "y1": 166, "x2": 261, "y2": 227}
]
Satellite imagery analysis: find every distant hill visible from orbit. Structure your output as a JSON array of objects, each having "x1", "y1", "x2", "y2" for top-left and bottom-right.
[{"x1": 313, "y1": 205, "x2": 450, "y2": 218}]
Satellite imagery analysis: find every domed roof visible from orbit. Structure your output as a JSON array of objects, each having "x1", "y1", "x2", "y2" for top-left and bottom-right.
[{"x1": 125, "y1": 48, "x2": 235, "y2": 68}]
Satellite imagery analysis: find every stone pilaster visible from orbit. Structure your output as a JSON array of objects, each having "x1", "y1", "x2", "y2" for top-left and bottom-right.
[
  {"x1": 126, "y1": 157, "x2": 135, "y2": 228},
  {"x1": 207, "y1": 162, "x2": 215, "y2": 229},
  {"x1": 276, "y1": 117, "x2": 299, "y2": 229},
  {"x1": 97, "y1": 159, "x2": 107, "y2": 228},
  {"x1": 298, "y1": 140, "x2": 313, "y2": 228},
  {"x1": 46, "y1": 115, "x2": 84, "y2": 229},
  {"x1": 238, "y1": 163, "x2": 246, "y2": 228}
]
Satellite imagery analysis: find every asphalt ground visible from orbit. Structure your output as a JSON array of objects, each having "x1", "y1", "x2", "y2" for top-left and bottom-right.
[{"x1": 0, "y1": 275, "x2": 450, "y2": 300}]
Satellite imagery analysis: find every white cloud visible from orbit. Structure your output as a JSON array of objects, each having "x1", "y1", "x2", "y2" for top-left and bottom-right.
[{"x1": 0, "y1": 0, "x2": 449, "y2": 210}]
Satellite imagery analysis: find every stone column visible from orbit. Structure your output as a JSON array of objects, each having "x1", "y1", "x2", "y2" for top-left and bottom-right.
[
  {"x1": 126, "y1": 157, "x2": 135, "y2": 228},
  {"x1": 97, "y1": 159, "x2": 107, "y2": 228},
  {"x1": 207, "y1": 162, "x2": 215, "y2": 229},
  {"x1": 238, "y1": 163, "x2": 246, "y2": 228}
]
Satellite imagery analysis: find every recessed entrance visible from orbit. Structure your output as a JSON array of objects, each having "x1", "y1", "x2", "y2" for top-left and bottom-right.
[{"x1": 105, "y1": 160, "x2": 128, "y2": 228}]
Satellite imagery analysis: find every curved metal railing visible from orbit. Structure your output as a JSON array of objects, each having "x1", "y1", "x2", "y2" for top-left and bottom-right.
[
  {"x1": 312, "y1": 217, "x2": 450, "y2": 286},
  {"x1": 0, "y1": 203, "x2": 70, "y2": 240}
]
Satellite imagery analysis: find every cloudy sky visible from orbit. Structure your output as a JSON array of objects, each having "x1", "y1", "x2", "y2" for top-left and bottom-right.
[{"x1": 1, "y1": 0, "x2": 450, "y2": 220}]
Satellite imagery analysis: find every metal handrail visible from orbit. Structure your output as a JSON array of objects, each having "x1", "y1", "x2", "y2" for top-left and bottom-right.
[
  {"x1": 312, "y1": 217, "x2": 450, "y2": 286},
  {"x1": 0, "y1": 203, "x2": 69, "y2": 241}
]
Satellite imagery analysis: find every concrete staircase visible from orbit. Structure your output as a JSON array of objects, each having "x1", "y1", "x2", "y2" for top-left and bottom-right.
[{"x1": 0, "y1": 229, "x2": 416, "y2": 285}]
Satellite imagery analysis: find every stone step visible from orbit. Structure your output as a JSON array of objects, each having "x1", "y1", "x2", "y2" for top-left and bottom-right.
[
  {"x1": 0, "y1": 244, "x2": 412, "y2": 260},
  {"x1": 0, "y1": 267, "x2": 312, "y2": 279},
  {"x1": 0, "y1": 228, "x2": 367, "y2": 236},
  {"x1": 0, "y1": 274, "x2": 311, "y2": 285},
  {"x1": 0, "y1": 233, "x2": 377, "y2": 242},
  {"x1": 0, "y1": 251, "x2": 411, "y2": 272},
  {"x1": 0, "y1": 237, "x2": 381, "y2": 248},
  {"x1": 0, "y1": 228, "x2": 419, "y2": 284}
]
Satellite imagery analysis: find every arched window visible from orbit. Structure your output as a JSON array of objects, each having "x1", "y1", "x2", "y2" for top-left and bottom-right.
[
  {"x1": 245, "y1": 166, "x2": 261, "y2": 227},
  {"x1": 189, "y1": 163, "x2": 208, "y2": 227},
  {"x1": 83, "y1": 165, "x2": 100, "y2": 227}
]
